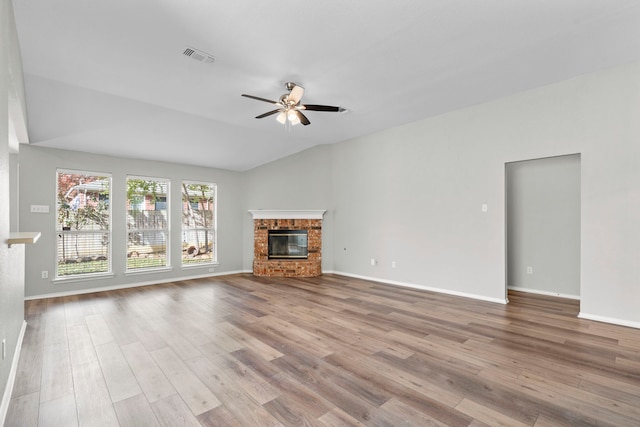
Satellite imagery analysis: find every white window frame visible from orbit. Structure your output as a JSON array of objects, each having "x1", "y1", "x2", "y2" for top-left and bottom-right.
[
  {"x1": 55, "y1": 169, "x2": 112, "y2": 281},
  {"x1": 181, "y1": 181, "x2": 217, "y2": 267},
  {"x1": 125, "y1": 175, "x2": 171, "y2": 273}
]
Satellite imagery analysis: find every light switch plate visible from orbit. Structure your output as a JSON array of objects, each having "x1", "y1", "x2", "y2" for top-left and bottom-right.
[{"x1": 30, "y1": 204, "x2": 50, "y2": 213}]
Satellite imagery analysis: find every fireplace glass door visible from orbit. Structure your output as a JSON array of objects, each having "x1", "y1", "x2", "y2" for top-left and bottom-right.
[{"x1": 268, "y1": 230, "x2": 308, "y2": 259}]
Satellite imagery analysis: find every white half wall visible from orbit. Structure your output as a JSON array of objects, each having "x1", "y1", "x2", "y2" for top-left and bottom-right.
[{"x1": 1, "y1": 0, "x2": 29, "y2": 418}]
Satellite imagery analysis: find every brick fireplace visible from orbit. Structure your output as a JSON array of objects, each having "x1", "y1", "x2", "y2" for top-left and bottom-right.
[{"x1": 249, "y1": 210, "x2": 325, "y2": 277}]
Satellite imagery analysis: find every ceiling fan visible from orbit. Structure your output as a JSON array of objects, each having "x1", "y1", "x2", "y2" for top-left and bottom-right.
[{"x1": 241, "y1": 82, "x2": 345, "y2": 126}]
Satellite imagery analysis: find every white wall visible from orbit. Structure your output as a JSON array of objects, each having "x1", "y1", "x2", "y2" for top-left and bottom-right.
[
  {"x1": 9, "y1": 153, "x2": 18, "y2": 230},
  {"x1": 506, "y1": 154, "x2": 581, "y2": 298},
  {"x1": 243, "y1": 59, "x2": 640, "y2": 327},
  {"x1": 329, "y1": 107, "x2": 508, "y2": 302},
  {"x1": 1, "y1": 0, "x2": 27, "y2": 418},
  {"x1": 19, "y1": 145, "x2": 245, "y2": 298},
  {"x1": 242, "y1": 144, "x2": 335, "y2": 271}
]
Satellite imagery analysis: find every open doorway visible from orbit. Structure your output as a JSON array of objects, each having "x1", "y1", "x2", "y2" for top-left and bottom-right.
[{"x1": 506, "y1": 154, "x2": 581, "y2": 300}]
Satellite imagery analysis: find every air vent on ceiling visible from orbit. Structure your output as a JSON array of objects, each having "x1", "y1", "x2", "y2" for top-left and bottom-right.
[{"x1": 182, "y1": 47, "x2": 215, "y2": 64}]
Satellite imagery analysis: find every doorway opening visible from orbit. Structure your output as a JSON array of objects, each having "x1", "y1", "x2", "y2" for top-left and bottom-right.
[{"x1": 505, "y1": 154, "x2": 581, "y2": 302}]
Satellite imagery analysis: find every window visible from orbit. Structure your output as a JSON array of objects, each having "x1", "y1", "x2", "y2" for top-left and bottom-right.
[
  {"x1": 126, "y1": 177, "x2": 169, "y2": 271},
  {"x1": 56, "y1": 170, "x2": 111, "y2": 278},
  {"x1": 181, "y1": 181, "x2": 216, "y2": 266}
]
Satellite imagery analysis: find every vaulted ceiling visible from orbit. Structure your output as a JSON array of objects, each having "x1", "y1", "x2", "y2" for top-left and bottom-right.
[{"x1": 13, "y1": 0, "x2": 640, "y2": 171}]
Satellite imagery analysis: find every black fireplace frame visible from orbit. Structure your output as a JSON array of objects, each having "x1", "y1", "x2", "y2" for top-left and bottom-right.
[{"x1": 268, "y1": 229, "x2": 308, "y2": 259}]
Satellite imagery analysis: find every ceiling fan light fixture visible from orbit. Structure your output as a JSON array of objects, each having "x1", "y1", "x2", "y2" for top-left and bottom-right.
[
  {"x1": 287, "y1": 110, "x2": 300, "y2": 125},
  {"x1": 276, "y1": 112, "x2": 287, "y2": 124}
]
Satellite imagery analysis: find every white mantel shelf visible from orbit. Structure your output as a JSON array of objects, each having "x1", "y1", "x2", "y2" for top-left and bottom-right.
[
  {"x1": 249, "y1": 210, "x2": 326, "y2": 220},
  {"x1": 8, "y1": 231, "x2": 41, "y2": 247}
]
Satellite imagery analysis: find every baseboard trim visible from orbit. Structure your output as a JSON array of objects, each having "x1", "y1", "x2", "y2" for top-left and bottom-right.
[
  {"x1": 329, "y1": 271, "x2": 508, "y2": 304},
  {"x1": 578, "y1": 312, "x2": 640, "y2": 330},
  {"x1": 25, "y1": 270, "x2": 246, "y2": 300},
  {"x1": 0, "y1": 320, "x2": 27, "y2": 426},
  {"x1": 508, "y1": 286, "x2": 580, "y2": 300}
]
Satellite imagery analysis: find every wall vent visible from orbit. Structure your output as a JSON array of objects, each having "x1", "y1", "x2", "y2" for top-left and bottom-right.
[{"x1": 182, "y1": 47, "x2": 215, "y2": 64}]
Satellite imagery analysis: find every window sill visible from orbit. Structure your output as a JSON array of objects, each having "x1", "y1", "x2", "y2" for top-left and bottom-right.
[
  {"x1": 53, "y1": 273, "x2": 115, "y2": 284},
  {"x1": 125, "y1": 266, "x2": 174, "y2": 276},
  {"x1": 181, "y1": 262, "x2": 219, "y2": 270}
]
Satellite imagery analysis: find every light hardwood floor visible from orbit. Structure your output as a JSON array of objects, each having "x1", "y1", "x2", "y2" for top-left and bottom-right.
[{"x1": 6, "y1": 274, "x2": 640, "y2": 426}]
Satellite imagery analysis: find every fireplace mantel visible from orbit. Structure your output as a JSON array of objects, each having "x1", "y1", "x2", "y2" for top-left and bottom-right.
[{"x1": 248, "y1": 210, "x2": 326, "y2": 220}]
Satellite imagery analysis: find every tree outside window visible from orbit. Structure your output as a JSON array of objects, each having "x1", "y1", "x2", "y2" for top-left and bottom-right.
[
  {"x1": 126, "y1": 177, "x2": 170, "y2": 270},
  {"x1": 182, "y1": 181, "x2": 216, "y2": 265},
  {"x1": 56, "y1": 170, "x2": 111, "y2": 278}
]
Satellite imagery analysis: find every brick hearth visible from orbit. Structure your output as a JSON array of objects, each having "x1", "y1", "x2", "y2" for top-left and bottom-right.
[{"x1": 249, "y1": 210, "x2": 325, "y2": 277}]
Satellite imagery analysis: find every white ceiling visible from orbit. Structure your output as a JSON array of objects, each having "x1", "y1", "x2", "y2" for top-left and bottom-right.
[{"x1": 12, "y1": 0, "x2": 640, "y2": 171}]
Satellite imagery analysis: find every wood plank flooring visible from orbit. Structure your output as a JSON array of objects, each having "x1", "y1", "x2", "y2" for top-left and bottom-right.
[{"x1": 6, "y1": 273, "x2": 640, "y2": 426}]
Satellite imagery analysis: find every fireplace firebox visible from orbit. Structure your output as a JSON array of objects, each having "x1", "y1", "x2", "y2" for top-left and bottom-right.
[{"x1": 268, "y1": 230, "x2": 308, "y2": 259}]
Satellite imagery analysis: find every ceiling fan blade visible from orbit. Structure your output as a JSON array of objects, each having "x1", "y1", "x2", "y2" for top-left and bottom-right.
[
  {"x1": 294, "y1": 110, "x2": 310, "y2": 126},
  {"x1": 241, "y1": 94, "x2": 280, "y2": 105},
  {"x1": 288, "y1": 85, "x2": 305, "y2": 104},
  {"x1": 300, "y1": 104, "x2": 345, "y2": 112},
  {"x1": 255, "y1": 109, "x2": 281, "y2": 119}
]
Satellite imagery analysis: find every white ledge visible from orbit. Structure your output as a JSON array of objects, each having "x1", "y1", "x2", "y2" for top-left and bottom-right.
[
  {"x1": 8, "y1": 231, "x2": 41, "y2": 247},
  {"x1": 249, "y1": 210, "x2": 326, "y2": 220}
]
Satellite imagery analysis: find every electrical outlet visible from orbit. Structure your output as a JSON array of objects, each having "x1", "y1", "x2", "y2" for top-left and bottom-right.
[
  {"x1": 41, "y1": 270, "x2": 49, "y2": 279},
  {"x1": 370, "y1": 258, "x2": 377, "y2": 266},
  {"x1": 391, "y1": 261, "x2": 397, "y2": 268},
  {"x1": 527, "y1": 266, "x2": 533, "y2": 274},
  {"x1": 481, "y1": 204, "x2": 488, "y2": 213}
]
